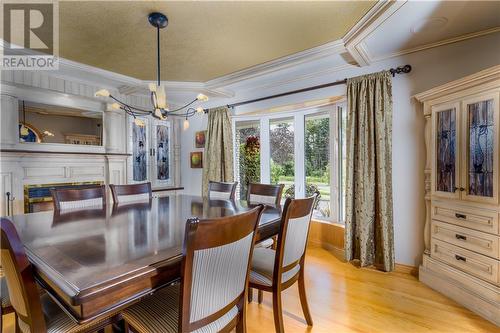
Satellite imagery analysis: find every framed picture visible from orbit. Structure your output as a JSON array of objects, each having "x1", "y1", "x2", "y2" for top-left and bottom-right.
[
  {"x1": 195, "y1": 130, "x2": 206, "y2": 148},
  {"x1": 190, "y1": 152, "x2": 203, "y2": 168}
]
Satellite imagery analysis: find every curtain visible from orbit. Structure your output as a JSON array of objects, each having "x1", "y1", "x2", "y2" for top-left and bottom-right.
[
  {"x1": 202, "y1": 106, "x2": 234, "y2": 196},
  {"x1": 344, "y1": 71, "x2": 395, "y2": 272}
]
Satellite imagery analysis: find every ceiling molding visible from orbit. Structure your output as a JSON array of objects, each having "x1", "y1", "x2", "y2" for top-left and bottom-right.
[
  {"x1": 205, "y1": 39, "x2": 346, "y2": 89},
  {"x1": 343, "y1": 0, "x2": 407, "y2": 66},
  {"x1": 371, "y1": 26, "x2": 500, "y2": 62}
]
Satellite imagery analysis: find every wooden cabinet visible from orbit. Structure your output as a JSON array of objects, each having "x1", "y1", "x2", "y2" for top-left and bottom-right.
[
  {"x1": 417, "y1": 65, "x2": 500, "y2": 326},
  {"x1": 128, "y1": 117, "x2": 176, "y2": 188}
]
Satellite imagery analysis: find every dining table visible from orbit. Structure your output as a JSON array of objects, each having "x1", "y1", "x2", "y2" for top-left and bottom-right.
[{"x1": 7, "y1": 194, "x2": 282, "y2": 324}]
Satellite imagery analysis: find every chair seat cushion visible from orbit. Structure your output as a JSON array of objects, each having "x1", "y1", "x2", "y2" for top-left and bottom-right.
[
  {"x1": 17, "y1": 293, "x2": 114, "y2": 333},
  {"x1": 1, "y1": 276, "x2": 11, "y2": 308},
  {"x1": 122, "y1": 284, "x2": 239, "y2": 333},
  {"x1": 255, "y1": 238, "x2": 274, "y2": 249},
  {"x1": 249, "y1": 248, "x2": 300, "y2": 287}
]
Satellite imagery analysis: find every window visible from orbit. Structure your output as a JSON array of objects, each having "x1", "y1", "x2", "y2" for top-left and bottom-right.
[
  {"x1": 235, "y1": 120, "x2": 260, "y2": 199},
  {"x1": 233, "y1": 103, "x2": 346, "y2": 223},
  {"x1": 270, "y1": 117, "x2": 294, "y2": 202},
  {"x1": 305, "y1": 113, "x2": 331, "y2": 220}
]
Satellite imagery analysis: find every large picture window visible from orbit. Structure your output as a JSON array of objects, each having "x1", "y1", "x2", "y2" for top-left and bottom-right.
[{"x1": 233, "y1": 103, "x2": 346, "y2": 223}]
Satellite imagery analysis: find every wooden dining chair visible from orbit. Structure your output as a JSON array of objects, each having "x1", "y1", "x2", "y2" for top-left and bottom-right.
[
  {"x1": 248, "y1": 195, "x2": 317, "y2": 333},
  {"x1": 109, "y1": 182, "x2": 152, "y2": 204},
  {"x1": 247, "y1": 183, "x2": 285, "y2": 206},
  {"x1": 51, "y1": 185, "x2": 106, "y2": 210},
  {"x1": 121, "y1": 205, "x2": 265, "y2": 333},
  {"x1": 247, "y1": 183, "x2": 285, "y2": 247},
  {"x1": 0, "y1": 218, "x2": 119, "y2": 332},
  {"x1": 208, "y1": 181, "x2": 237, "y2": 200},
  {"x1": 0, "y1": 273, "x2": 15, "y2": 333}
]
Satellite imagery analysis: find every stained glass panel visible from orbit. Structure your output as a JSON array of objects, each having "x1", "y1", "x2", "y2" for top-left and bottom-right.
[
  {"x1": 468, "y1": 99, "x2": 494, "y2": 197},
  {"x1": 132, "y1": 122, "x2": 147, "y2": 181},
  {"x1": 436, "y1": 109, "x2": 456, "y2": 192},
  {"x1": 156, "y1": 125, "x2": 170, "y2": 181}
]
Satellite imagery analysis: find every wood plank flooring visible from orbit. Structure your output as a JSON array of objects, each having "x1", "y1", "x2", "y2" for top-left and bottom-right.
[{"x1": 3, "y1": 246, "x2": 499, "y2": 332}]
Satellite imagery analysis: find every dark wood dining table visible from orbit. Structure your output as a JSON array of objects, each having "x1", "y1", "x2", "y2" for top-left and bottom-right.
[{"x1": 7, "y1": 194, "x2": 282, "y2": 324}]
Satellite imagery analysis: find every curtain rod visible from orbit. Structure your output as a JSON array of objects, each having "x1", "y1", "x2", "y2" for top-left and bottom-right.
[{"x1": 204, "y1": 65, "x2": 411, "y2": 112}]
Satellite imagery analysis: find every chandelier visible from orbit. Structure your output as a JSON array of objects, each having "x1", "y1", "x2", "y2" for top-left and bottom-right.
[{"x1": 95, "y1": 12, "x2": 208, "y2": 129}]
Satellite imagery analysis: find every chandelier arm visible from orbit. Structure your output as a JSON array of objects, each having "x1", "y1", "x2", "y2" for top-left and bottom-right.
[
  {"x1": 110, "y1": 95, "x2": 153, "y2": 114},
  {"x1": 167, "y1": 99, "x2": 198, "y2": 113}
]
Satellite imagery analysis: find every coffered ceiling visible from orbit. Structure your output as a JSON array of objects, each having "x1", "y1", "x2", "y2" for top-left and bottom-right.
[{"x1": 59, "y1": 1, "x2": 375, "y2": 82}]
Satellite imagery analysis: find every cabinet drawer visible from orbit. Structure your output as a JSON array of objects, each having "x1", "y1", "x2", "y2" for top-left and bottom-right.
[
  {"x1": 431, "y1": 203, "x2": 499, "y2": 235},
  {"x1": 431, "y1": 238, "x2": 499, "y2": 285},
  {"x1": 432, "y1": 220, "x2": 500, "y2": 259}
]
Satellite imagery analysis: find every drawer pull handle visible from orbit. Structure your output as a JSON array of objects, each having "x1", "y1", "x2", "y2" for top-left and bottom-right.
[
  {"x1": 455, "y1": 234, "x2": 467, "y2": 241},
  {"x1": 455, "y1": 255, "x2": 466, "y2": 262},
  {"x1": 455, "y1": 213, "x2": 467, "y2": 219}
]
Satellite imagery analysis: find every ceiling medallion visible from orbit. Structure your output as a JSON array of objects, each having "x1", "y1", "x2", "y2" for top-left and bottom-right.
[{"x1": 95, "y1": 12, "x2": 208, "y2": 129}]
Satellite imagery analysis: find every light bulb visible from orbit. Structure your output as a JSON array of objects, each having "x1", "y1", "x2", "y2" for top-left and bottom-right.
[
  {"x1": 148, "y1": 83, "x2": 157, "y2": 92},
  {"x1": 196, "y1": 107, "x2": 204, "y2": 113},
  {"x1": 156, "y1": 84, "x2": 168, "y2": 110},
  {"x1": 154, "y1": 108, "x2": 162, "y2": 118},
  {"x1": 20, "y1": 125, "x2": 29, "y2": 136},
  {"x1": 95, "y1": 89, "x2": 110, "y2": 97},
  {"x1": 110, "y1": 103, "x2": 120, "y2": 110},
  {"x1": 43, "y1": 130, "x2": 54, "y2": 137},
  {"x1": 134, "y1": 118, "x2": 145, "y2": 127},
  {"x1": 183, "y1": 119, "x2": 190, "y2": 130},
  {"x1": 196, "y1": 93, "x2": 209, "y2": 102}
]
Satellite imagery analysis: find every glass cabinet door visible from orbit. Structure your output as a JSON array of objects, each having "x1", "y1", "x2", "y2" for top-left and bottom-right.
[
  {"x1": 461, "y1": 93, "x2": 499, "y2": 204},
  {"x1": 131, "y1": 118, "x2": 149, "y2": 182},
  {"x1": 151, "y1": 120, "x2": 172, "y2": 187},
  {"x1": 432, "y1": 103, "x2": 460, "y2": 198}
]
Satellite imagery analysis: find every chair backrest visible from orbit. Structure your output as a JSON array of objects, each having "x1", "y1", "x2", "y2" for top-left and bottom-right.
[
  {"x1": 109, "y1": 182, "x2": 152, "y2": 204},
  {"x1": 51, "y1": 185, "x2": 106, "y2": 210},
  {"x1": 208, "y1": 181, "x2": 237, "y2": 200},
  {"x1": 274, "y1": 196, "x2": 316, "y2": 282},
  {"x1": 247, "y1": 183, "x2": 284, "y2": 205},
  {"x1": 179, "y1": 205, "x2": 264, "y2": 332},
  {"x1": 0, "y1": 218, "x2": 46, "y2": 332}
]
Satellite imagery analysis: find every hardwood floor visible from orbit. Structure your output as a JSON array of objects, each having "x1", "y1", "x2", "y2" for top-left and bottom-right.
[{"x1": 3, "y1": 246, "x2": 499, "y2": 333}]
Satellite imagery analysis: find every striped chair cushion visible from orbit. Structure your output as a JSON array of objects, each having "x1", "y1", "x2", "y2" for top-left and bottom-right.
[
  {"x1": 115, "y1": 193, "x2": 150, "y2": 204},
  {"x1": 1, "y1": 249, "x2": 27, "y2": 317},
  {"x1": 190, "y1": 233, "x2": 253, "y2": 323},
  {"x1": 255, "y1": 238, "x2": 274, "y2": 249},
  {"x1": 283, "y1": 213, "x2": 312, "y2": 267},
  {"x1": 249, "y1": 248, "x2": 300, "y2": 286},
  {"x1": 248, "y1": 194, "x2": 277, "y2": 205},
  {"x1": 122, "y1": 284, "x2": 238, "y2": 333},
  {"x1": 17, "y1": 293, "x2": 113, "y2": 333},
  {"x1": 209, "y1": 191, "x2": 231, "y2": 200},
  {"x1": 59, "y1": 198, "x2": 103, "y2": 210},
  {"x1": 0, "y1": 276, "x2": 11, "y2": 308}
]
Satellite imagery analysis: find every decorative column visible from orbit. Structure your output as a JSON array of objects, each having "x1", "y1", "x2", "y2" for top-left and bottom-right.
[
  {"x1": 1, "y1": 94, "x2": 19, "y2": 147},
  {"x1": 104, "y1": 105, "x2": 126, "y2": 153},
  {"x1": 423, "y1": 104, "x2": 432, "y2": 256}
]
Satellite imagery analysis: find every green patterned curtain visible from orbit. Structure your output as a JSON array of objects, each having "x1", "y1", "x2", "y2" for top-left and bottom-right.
[
  {"x1": 202, "y1": 106, "x2": 234, "y2": 196},
  {"x1": 345, "y1": 71, "x2": 395, "y2": 272}
]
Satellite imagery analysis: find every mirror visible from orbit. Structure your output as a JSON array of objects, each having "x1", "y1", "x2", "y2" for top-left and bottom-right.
[{"x1": 18, "y1": 101, "x2": 103, "y2": 146}]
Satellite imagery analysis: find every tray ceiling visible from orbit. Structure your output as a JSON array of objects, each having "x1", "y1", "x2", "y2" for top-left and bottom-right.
[{"x1": 59, "y1": 1, "x2": 375, "y2": 82}]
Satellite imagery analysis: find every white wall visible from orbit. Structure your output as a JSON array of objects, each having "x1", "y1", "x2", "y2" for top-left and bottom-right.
[{"x1": 180, "y1": 32, "x2": 500, "y2": 266}]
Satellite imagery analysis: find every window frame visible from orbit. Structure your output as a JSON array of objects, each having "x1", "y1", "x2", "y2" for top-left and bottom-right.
[{"x1": 232, "y1": 101, "x2": 346, "y2": 224}]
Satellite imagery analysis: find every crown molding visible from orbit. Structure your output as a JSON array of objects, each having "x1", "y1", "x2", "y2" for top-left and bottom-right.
[
  {"x1": 371, "y1": 26, "x2": 500, "y2": 63},
  {"x1": 414, "y1": 64, "x2": 500, "y2": 102},
  {"x1": 343, "y1": 0, "x2": 407, "y2": 66},
  {"x1": 205, "y1": 39, "x2": 346, "y2": 89}
]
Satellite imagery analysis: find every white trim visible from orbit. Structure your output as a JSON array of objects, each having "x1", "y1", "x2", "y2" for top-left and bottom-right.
[{"x1": 343, "y1": 0, "x2": 407, "y2": 66}]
